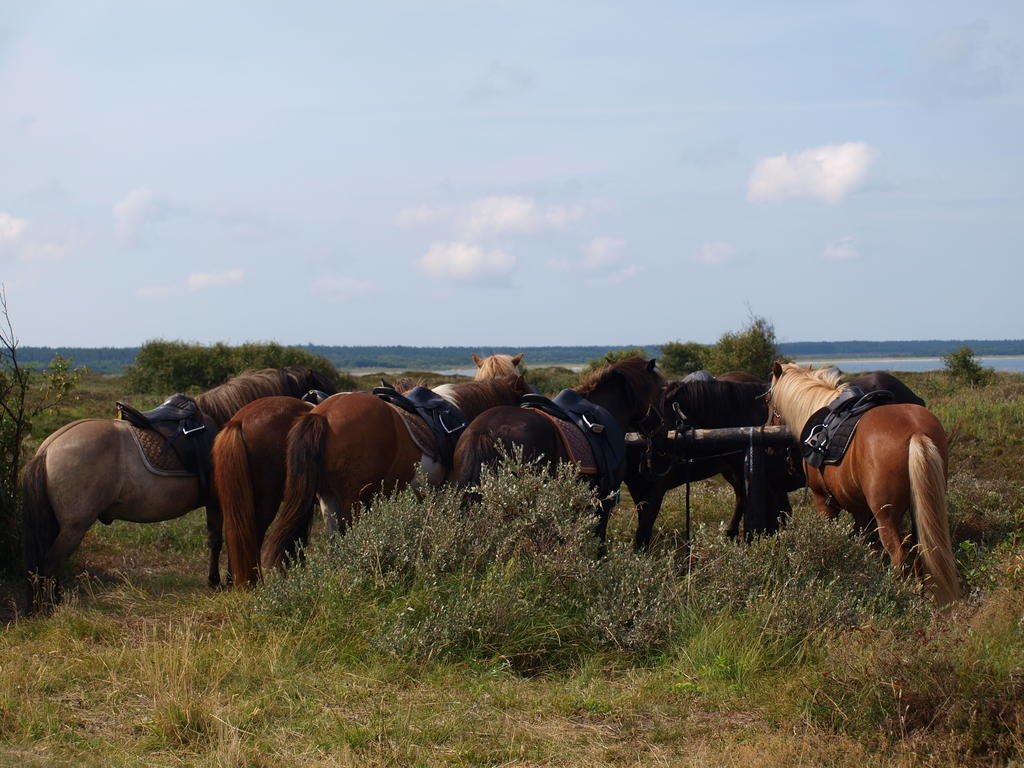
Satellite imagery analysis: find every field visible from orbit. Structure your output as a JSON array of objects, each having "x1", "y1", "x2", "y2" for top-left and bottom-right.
[{"x1": 1, "y1": 370, "x2": 1022, "y2": 767}]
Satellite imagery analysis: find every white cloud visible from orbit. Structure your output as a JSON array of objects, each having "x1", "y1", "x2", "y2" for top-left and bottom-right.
[
  {"x1": 747, "y1": 142, "x2": 877, "y2": 203},
  {"x1": 398, "y1": 196, "x2": 585, "y2": 239},
  {"x1": 582, "y1": 237, "x2": 625, "y2": 269},
  {"x1": 0, "y1": 213, "x2": 28, "y2": 247},
  {"x1": 420, "y1": 241, "x2": 515, "y2": 282},
  {"x1": 114, "y1": 187, "x2": 175, "y2": 242},
  {"x1": 824, "y1": 236, "x2": 860, "y2": 262},
  {"x1": 588, "y1": 264, "x2": 639, "y2": 285},
  {"x1": 187, "y1": 269, "x2": 244, "y2": 291},
  {"x1": 696, "y1": 241, "x2": 736, "y2": 265},
  {"x1": 311, "y1": 275, "x2": 372, "y2": 299}
]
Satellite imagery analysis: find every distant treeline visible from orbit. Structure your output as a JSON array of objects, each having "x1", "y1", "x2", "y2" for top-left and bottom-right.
[{"x1": 16, "y1": 339, "x2": 1024, "y2": 374}]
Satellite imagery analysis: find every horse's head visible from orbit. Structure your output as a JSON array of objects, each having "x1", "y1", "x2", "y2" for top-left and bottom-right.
[
  {"x1": 579, "y1": 357, "x2": 664, "y2": 437},
  {"x1": 472, "y1": 352, "x2": 525, "y2": 380}
]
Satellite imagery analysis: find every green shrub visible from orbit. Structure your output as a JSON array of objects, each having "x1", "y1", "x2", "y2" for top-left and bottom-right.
[
  {"x1": 660, "y1": 341, "x2": 709, "y2": 377},
  {"x1": 124, "y1": 340, "x2": 346, "y2": 393},
  {"x1": 942, "y1": 345, "x2": 994, "y2": 387},
  {"x1": 525, "y1": 366, "x2": 580, "y2": 395},
  {"x1": 254, "y1": 455, "x2": 683, "y2": 670},
  {"x1": 702, "y1": 315, "x2": 788, "y2": 380}
]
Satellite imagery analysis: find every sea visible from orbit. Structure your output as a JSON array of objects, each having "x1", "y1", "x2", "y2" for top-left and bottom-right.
[{"x1": 790, "y1": 356, "x2": 1024, "y2": 373}]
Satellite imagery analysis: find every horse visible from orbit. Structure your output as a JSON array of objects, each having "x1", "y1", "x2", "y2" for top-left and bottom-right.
[
  {"x1": 625, "y1": 375, "x2": 801, "y2": 548},
  {"x1": 627, "y1": 369, "x2": 928, "y2": 548},
  {"x1": 217, "y1": 359, "x2": 526, "y2": 587},
  {"x1": 261, "y1": 374, "x2": 532, "y2": 572},
  {"x1": 471, "y1": 352, "x2": 524, "y2": 380},
  {"x1": 451, "y1": 357, "x2": 664, "y2": 543},
  {"x1": 767, "y1": 362, "x2": 960, "y2": 605},
  {"x1": 20, "y1": 366, "x2": 335, "y2": 608}
]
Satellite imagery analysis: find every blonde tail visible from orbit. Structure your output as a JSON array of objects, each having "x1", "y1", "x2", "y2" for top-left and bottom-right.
[{"x1": 908, "y1": 434, "x2": 961, "y2": 605}]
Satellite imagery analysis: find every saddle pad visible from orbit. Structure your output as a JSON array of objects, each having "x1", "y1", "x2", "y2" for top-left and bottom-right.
[
  {"x1": 128, "y1": 425, "x2": 193, "y2": 477},
  {"x1": 534, "y1": 409, "x2": 598, "y2": 475},
  {"x1": 386, "y1": 403, "x2": 439, "y2": 462}
]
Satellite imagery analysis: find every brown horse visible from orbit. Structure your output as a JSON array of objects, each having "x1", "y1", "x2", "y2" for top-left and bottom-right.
[
  {"x1": 767, "y1": 362, "x2": 960, "y2": 605},
  {"x1": 451, "y1": 358, "x2": 664, "y2": 543},
  {"x1": 261, "y1": 374, "x2": 531, "y2": 571},
  {"x1": 471, "y1": 352, "x2": 524, "y2": 380},
  {"x1": 20, "y1": 366, "x2": 335, "y2": 608}
]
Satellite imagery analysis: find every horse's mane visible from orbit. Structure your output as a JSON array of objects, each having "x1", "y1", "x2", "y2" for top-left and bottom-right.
[
  {"x1": 196, "y1": 367, "x2": 334, "y2": 425},
  {"x1": 440, "y1": 375, "x2": 530, "y2": 419},
  {"x1": 769, "y1": 363, "x2": 849, "y2": 434},
  {"x1": 809, "y1": 365, "x2": 843, "y2": 387},
  {"x1": 576, "y1": 357, "x2": 662, "y2": 406},
  {"x1": 664, "y1": 378, "x2": 768, "y2": 427},
  {"x1": 473, "y1": 354, "x2": 523, "y2": 381}
]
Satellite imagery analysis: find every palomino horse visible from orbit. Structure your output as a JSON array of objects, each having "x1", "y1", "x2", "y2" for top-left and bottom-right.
[
  {"x1": 216, "y1": 355, "x2": 525, "y2": 586},
  {"x1": 767, "y1": 362, "x2": 960, "y2": 605},
  {"x1": 451, "y1": 358, "x2": 664, "y2": 543},
  {"x1": 260, "y1": 374, "x2": 532, "y2": 572},
  {"x1": 20, "y1": 366, "x2": 334, "y2": 607},
  {"x1": 471, "y1": 352, "x2": 524, "y2": 380}
]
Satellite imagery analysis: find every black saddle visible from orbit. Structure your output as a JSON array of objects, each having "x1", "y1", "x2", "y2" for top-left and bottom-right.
[
  {"x1": 373, "y1": 385, "x2": 468, "y2": 469},
  {"x1": 116, "y1": 394, "x2": 217, "y2": 490},
  {"x1": 800, "y1": 387, "x2": 895, "y2": 469},
  {"x1": 521, "y1": 389, "x2": 626, "y2": 496},
  {"x1": 301, "y1": 389, "x2": 332, "y2": 404}
]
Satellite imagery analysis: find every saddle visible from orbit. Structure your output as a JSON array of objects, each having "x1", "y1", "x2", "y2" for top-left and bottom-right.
[
  {"x1": 116, "y1": 394, "x2": 218, "y2": 490},
  {"x1": 800, "y1": 387, "x2": 895, "y2": 469},
  {"x1": 372, "y1": 385, "x2": 468, "y2": 469},
  {"x1": 521, "y1": 390, "x2": 626, "y2": 496}
]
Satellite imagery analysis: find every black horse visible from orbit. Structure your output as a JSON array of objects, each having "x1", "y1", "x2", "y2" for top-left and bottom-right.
[
  {"x1": 625, "y1": 369, "x2": 927, "y2": 548},
  {"x1": 451, "y1": 357, "x2": 664, "y2": 542}
]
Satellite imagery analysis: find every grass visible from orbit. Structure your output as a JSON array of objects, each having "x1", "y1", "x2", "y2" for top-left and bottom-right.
[{"x1": 1, "y1": 369, "x2": 1023, "y2": 766}]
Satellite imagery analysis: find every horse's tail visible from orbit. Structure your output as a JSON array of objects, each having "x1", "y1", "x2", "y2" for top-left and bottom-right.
[
  {"x1": 213, "y1": 421, "x2": 261, "y2": 588},
  {"x1": 908, "y1": 434, "x2": 961, "y2": 605},
  {"x1": 262, "y1": 411, "x2": 327, "y2": 571},
  {"x1": 450, "y1": 427, "x2": 497, "y2": 489},
  {"x1": 21, "y1": 452, "x2": 59, "y2": 610}
]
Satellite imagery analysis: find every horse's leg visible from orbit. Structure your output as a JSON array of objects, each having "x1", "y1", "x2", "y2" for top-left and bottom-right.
[
  {"x1": 626, "y1": 477, "x2": 667, "y2": 551},
  {"x1": 205, "y1": 504, "x2": 225, "y2": 588},
  {"x1": 871, "y1": 503, "x2": 909, "y2": 573},
  {"x1": 720, "y1": 463, "x2": 747, "y2": 539}
]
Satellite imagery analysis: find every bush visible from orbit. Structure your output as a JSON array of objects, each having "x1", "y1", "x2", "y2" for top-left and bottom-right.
[
  {"x1": 582, "y1": 347, "x2": 650, "y2": 373},
  {"x1": 124, "y1": 340, "x2": 346, "y2": 393},
  {"x1": 942, "y1": 345, "x2": 994, "y2": 387},
  {"x1": 254, "y1": 454, "x2": 683, "y2": 670},
  {"x1": 660, "y1": 341, "x2": 709, "y2": 377},
  {"x1": 524, "y1": 365, "x2": 580, "y2": 395},
  {"x1": 702, "y1": 315, "x2": 788, "y2": 380}
]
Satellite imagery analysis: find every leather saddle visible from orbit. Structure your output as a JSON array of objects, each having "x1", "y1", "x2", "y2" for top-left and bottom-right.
[
  {"x1": 372, "y1": 385, "x2": 468, "y2": 469},
  {"x1": 116, "y1": 394, "x2": 218, "y2": 490},
  {"x1": 800, "y1": 387, "x2": 895, "y2": 469},
  {"x1": 521, "y1": 389, "x2": 626, "y2": 496}
]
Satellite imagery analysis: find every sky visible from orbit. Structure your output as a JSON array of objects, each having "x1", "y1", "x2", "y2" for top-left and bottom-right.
[{"x1": 1, "y1": 1, "x2": 1021, "y2": 348}]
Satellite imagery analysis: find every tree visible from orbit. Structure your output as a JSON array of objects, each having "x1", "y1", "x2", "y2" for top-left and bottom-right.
[
  {"x1": 703, "y1": 315, "x2": 787, "y2": 381},
  {"x1": 660, "y1": 341, "x2": 709, "y2": 376},
  {"x1": 942, "y1": 345, "x2": 993, "y2": 387},
  {"x1": 0, "y1": 288, "x2": 80, "y2": 574}
]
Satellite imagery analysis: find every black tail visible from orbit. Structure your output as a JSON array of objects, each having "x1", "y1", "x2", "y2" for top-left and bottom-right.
[{"x1": 21, "y1": 453, "x2": 59, "y2": 610}]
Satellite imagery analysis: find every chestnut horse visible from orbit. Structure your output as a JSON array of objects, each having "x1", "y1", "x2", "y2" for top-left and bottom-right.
[
  {"x1": 451, "y1": 358, "x2": 664, "y2": 543},
  {"x1": 260, "y1": 374, "x2": 532, "y2": 572},
  {"x1": 216, "y1": 356, "x2": 527, "y2": 586},
  {"x1": 767, "y1": 362, "x2": 960, "y2": 605},
  {"x1": 20, "y1": 366, "x2": 335, "y2": 609}
]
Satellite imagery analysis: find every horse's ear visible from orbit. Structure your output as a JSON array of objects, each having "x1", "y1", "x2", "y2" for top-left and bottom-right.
[
  {"x1": 380, "y1": 378, "x2": 391, "y2": 388},
  {"x1": 647, "y1": 358, "x2": 658, "y2": 372},
  {"x1": 772, "y1": 361, "x2": 784, "y2": 379},
  {"x1": 471, "y1": 353, "x2": 483, "y2": 367},
  {"x1": 511, "y1": 353, "x2": 523, "y2": 366}
]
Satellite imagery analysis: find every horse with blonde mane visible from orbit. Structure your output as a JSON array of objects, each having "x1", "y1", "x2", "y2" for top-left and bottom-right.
[
  {"x1": 471, "y1": 352, "x2": 524, "y2": 380},
  {"x1": 768, "y1": 362, "x2": 960, "y2": 605}
]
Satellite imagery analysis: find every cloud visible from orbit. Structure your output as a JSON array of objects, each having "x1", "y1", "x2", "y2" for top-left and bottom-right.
[
  {"x1": 466, "y1": 62, "x2": 536, "y2": 102},
  {"x1": 186, "y1": 269, "x2": 244, "y2": 291},
  {"x1": 420, "y1": 241, "x2": 514, "y2": 282},
  {"x1": 18, "y1": 242, "x2": 69, "y2": 263},
  {"x1": 823, "y1": 237, "x2": 860, "y2": 262},
  {"x1": 582, "y1": 236, "x2": 625, "y2": 270},
  {"x1": 0, "y1": 212, "x2": 28, "y2": 247},
  {"x1": 696, "y1": 241, "x2": 736, "y2": 265},
  {"x1": 311, "y1": 275, "x2": 372, "y2": 299},
  {"x1": 587, "y1": 264, "x2": 639, "y2": 286},
  {"x1": 114, "y1": 187, "x2": 175, "y2": 242},
  {"x1": 398, "y1": 196, "x2": 584, "y2": 239},
  {"x1": 912, "y1": 21, "x2": 1013, "y2": 101},
  {"x1": 747, "y1": 142, "x2": 877, "y2": 203}
]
